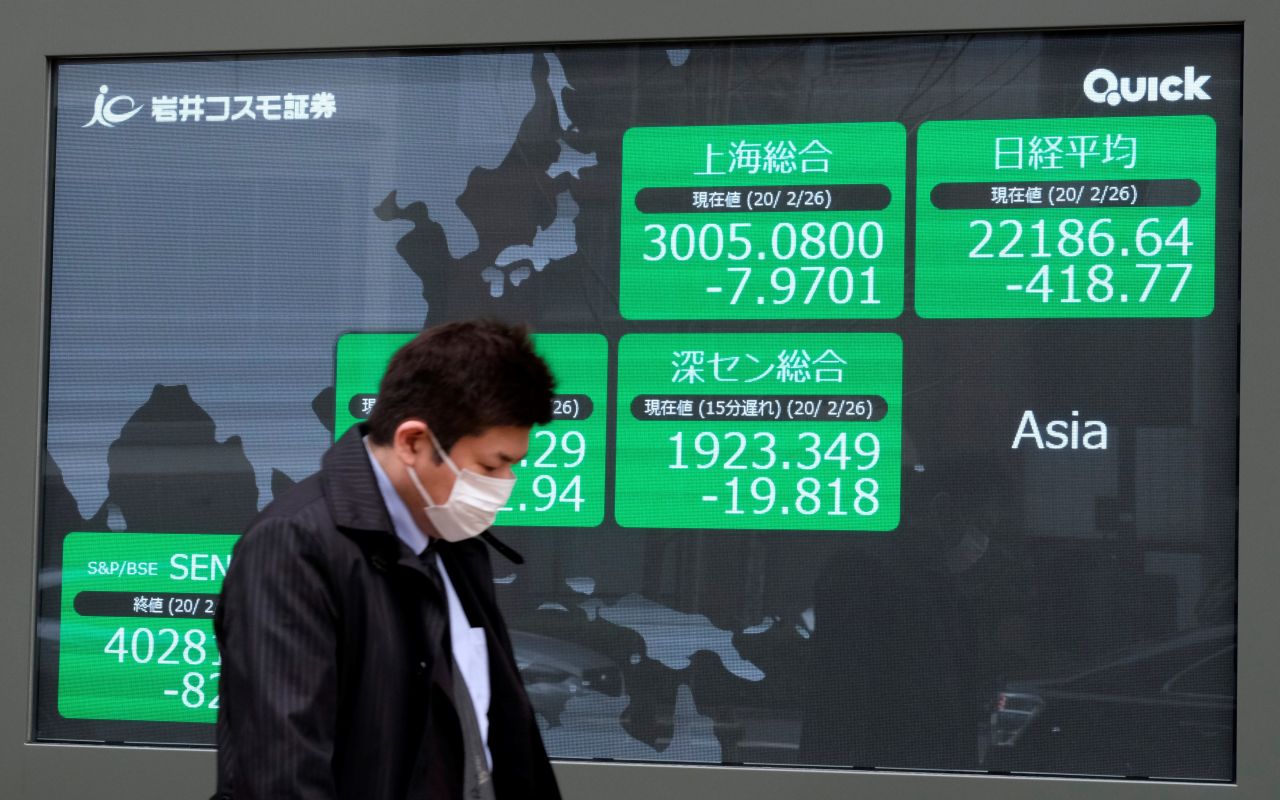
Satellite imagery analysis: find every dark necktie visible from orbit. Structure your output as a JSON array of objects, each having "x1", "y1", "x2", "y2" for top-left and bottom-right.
[
  {"x1": 422, "y1": 546, "x2": 494, "y2": 798},
  {"x1": 419, "y1": 545, "x2": 452, "y2": 672}
]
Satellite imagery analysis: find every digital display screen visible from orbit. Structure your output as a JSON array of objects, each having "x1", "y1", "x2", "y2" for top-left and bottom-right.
[{"x1": 39, "y1": 26, "x2": 1240, "y2": 782}]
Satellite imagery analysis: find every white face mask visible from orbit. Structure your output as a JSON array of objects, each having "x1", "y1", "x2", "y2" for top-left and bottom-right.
[{"x1": 405, "y1": 431, "x2": 516, "y2": 542}]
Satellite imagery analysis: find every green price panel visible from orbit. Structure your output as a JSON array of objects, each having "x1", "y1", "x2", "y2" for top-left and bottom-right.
[
  {"x1": 620, "y1": 123, "x2": 906, "y2": 319},
  {"x1": 615, "y1": 333, "x2": 901, "y2": 531},
  {"x1": 59, "y1": 532, "x2": 237, "y2": 723},
  {"x1": 916, "y1": 115, "x2": 1216, "y2": 318},
  {"x1": 335, "y1": 332, "x2": 608, "y2": 527}
]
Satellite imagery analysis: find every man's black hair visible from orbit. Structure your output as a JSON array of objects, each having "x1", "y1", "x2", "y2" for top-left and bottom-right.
[{"x1": 366, "y1": 320, "x2": 555, "y2": 451}]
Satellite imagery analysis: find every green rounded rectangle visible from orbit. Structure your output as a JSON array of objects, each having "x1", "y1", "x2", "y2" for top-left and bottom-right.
[
  {"x1": 58, "y1": 532, "x2": 238, "y2": 723},
  {"x1": 615, "y1": 333, "x2": 901, "y2": 531},
  {"x1": 335, "y1": 332, "x2": 609, "y2": 527},
  {"x1": 916, "y1": 115, "x2": 1216, "y2": 318},
  {"x1": 621, "y1": 123, "x2": 905, "y2": 320}
]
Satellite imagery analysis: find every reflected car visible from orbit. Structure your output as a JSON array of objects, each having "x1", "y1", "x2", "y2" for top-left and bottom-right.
[
  {"x1": 981, "y1": 624, "x2": 1234, "y2": 781},
  {"x1": 511, "y1": 630, "x2": 624, "y2": 726}
]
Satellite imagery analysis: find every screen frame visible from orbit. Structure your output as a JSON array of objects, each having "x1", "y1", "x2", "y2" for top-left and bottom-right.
[{"x1": 1, "y1": 1, "x2": 1274, "y2": 797}]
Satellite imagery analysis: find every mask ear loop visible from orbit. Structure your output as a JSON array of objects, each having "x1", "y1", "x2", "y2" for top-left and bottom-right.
[
  {"x1": 406, "y1": 427, "x2": 458, "y2": 510},
  {"x1": 426, "y1": 429, "x2": 462, "y2": 477},
  {"x1": 405, "y1": 458, "x2": 442, "y2": 509}
]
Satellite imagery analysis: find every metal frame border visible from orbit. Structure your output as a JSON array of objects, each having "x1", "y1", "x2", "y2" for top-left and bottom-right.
[{"x1": 1, "y1": 1, "x2": 1274, "y2": 797}]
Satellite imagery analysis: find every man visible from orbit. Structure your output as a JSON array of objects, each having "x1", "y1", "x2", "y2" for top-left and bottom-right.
[{"x1": 214, "y1": 320, "x2": 562, "y2": 800}]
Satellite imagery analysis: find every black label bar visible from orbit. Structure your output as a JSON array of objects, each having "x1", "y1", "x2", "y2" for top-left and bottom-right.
[
  {"x1": 631, "y1": 395, "x2": 887, "y2": 422},
  {"x1": 351, "y1": 393, "x2": 593, "y2": 421},
  {"x1": 635, "y1": 184, "x2": 891, "y2": 213},
  {"x1": 930, "y1": 179, "x2": 1200, "y2": 210},
  {"x1": 74, "y1": 591, "x2": 221, "y2": 619}
]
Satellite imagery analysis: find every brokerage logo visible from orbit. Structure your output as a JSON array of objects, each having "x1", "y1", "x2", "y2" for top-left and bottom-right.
[
  {"x1": 1083, "y1": 67, "x2": 1211, "y2": 106},
  {"x1": 82, "y1": 85, "x2": 337, "y2": 127},
  {"x1": 83, "y1": 85, "x2": 145, "y2": 128}
]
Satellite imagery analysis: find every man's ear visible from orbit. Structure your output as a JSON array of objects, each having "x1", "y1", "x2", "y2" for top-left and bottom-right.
[{"x1": 392, "y1": 419, "x2": 429, "y2": 466}]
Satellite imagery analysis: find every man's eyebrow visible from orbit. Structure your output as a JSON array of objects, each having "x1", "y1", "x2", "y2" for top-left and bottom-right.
[{"x1": 497, "y1": 450, "x2": 521, "y2": 463}]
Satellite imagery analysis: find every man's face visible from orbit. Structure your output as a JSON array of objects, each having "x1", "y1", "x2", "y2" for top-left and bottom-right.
[{"x1": 394, "y1": 421, "x2": 531, "y2": 536}]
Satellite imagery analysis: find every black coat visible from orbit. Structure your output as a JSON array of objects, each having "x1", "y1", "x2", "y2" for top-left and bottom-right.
[{"x1": 214, "y1": 425, "x2": 561, "y2": 800}]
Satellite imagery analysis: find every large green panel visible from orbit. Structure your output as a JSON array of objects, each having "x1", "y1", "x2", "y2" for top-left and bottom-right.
[
  {"x1": 59, "y1": 532, "x2": 237, "y2": 723},
  {"x1": 621, "y1": 123, "x2": 905, "y2": 319},
  {"x1": 916, "y1": 115, "x2": 1216, "y2": 318},
  {"x1": 615, "y1": 333, "x2": 901, "y2": 531}
]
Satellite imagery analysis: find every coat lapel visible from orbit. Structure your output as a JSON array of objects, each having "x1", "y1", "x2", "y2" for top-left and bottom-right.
[{"x1": 322, "y1": 426, "x2": 461, "y2": 701}]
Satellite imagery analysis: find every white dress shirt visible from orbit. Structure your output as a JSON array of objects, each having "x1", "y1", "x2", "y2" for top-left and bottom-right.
[{"x1": 365, "y1": 440, "x2": 492, "y2": 768}]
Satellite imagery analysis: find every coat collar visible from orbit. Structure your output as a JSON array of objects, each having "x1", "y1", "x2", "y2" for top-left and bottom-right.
[
  {"x1": 321, "y1": 425, "x2": 440, "y2": 584},
  {"x1": 321, "y1": 423, "x2": 397, "y2": 535},
  {"x1": 322, "y1": 424, "x2": 494, "y2": 583},
  {"x1": 323, "y1": 423, "x2": 525, "y2": 565}
]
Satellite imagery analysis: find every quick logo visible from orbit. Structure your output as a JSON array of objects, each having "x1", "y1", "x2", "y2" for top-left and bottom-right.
[{"x1": 1083, "y1": 67, "x2": 1211, "y2": 106}]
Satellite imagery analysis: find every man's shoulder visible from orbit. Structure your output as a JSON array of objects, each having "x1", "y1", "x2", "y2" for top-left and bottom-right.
[
  {"x1": 236, "y1": 431, "x2": 391, "y2": 568},
  {"x1": 228, "y1": 473, "x2": 357, "y2": 587},
  {"x1": 247, "y1": 472, "x2": 330, "y2": 532},
  {"x1": 237, "y1": 472, "x2": 358, "y2": 564}
]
